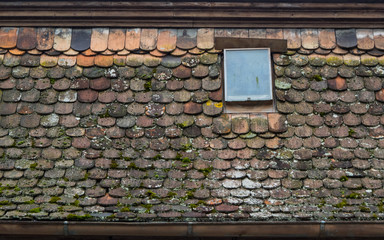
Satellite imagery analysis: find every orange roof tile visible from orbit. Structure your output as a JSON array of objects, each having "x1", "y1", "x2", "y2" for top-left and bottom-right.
[
  {"x1": 197, "y1": 28, "x2": 214, "y2": 50},
  {"x1": 125, "y1": 28, "x2": 141, "y2": 51},
  {"x1": 63, "y1": 49, "x2": 79, "y2": 56},
  {"x1": 90, "y1": 28, "x2": 109, "y2": 52},
  {"x1": 82, "y1": 49, "x2": 97, "y2": 56},
  {"x1": 171, "y1": 48, "x2": 187, "y2": 56},
  {"x1": 17, "y1": 27, "x2": 37, "y2": 50},
  {"x1": 283, "y1": 29, "x2": 301, "y2": 50},
  {"x1": 150, "y1": 49, "x2": 167, "y2": 57},
  {"x1": 95, "y1": 55, "x2": 114, "y2": 67},
  {"x1": 27, "y1": 49, "x2": 42, "y2": 55},
  {"x1": 301, "y1": 29, "x2": 319, "y2": 50},
  {"x1": 319, "y1": 29, "x2": 336, "y2": 50},
  {"x1": 0, "y1": 27, "x2": 18, "y2": 49},
  {"x1": 9, "y1": 49, "x2": 25, "y2": 56},
  {"x1": 40, "y1": 54, "x2": 58, "y2": 67},
  {"x1": 113, "y1": 55, "x2": 126, "y2": 66},
  {"x1": 140, "y1": 29, "x2": 158, "y2": 51},
  {"x1": 117, "y1": 49, "x2": 130, "y2": 56},
  {"x1": 374, "y1": 29, "x2": 384, "y2": 50},
  {"x1": 356, "y1": 29, "x2": 374, "y2": 50},
  {"x1": 77, "y1": 54, "x2": 95, "y2": 67},
  {"x1": 176, "y1": 29, "x2": 197, "y2": 50},
  {"x1": 37, "y1": 27, "x2": 54, "y2": 51},
  {"x1": 157, "y1": 29, "x2": 177, "y2": 52},
  {"x1": 53, "y1": 28, "x2": 72, "y2": 52},
  {"x1": 108, "y1": 29, "x2": 126, "y2": 52}
]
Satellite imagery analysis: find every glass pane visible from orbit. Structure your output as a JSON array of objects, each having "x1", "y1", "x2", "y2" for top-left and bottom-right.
[{"x1": 224, "y1": 49, "x2": 272, "y2": 101}]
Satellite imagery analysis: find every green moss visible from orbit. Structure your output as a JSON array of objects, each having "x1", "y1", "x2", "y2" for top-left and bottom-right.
[
  {"x1": 29, "y1": 207, "x2": 41, "y2": 213},
  {"x1": 16, "y1": 141, "x2": 25, "y2": 146},
  {"x1": 198, "y1": 166, "x2": 213, "y2": 177},
  {"x1": 29, "y1": 163, "x2": 38, "y2": 170},
  {"x1": 318, "y1": 199, "x2": 326, "y2": 208},
  {"x1": 167, "y1": 191, "x2": 177, "y2": 198},
  {"x1": 175, "y1": 153, "x2": 183, "y2": 160},
  {"x1": 362, "y1": 57, "x2": 379, "y2": 66},
  {"x1": 0, "y1": 200, "x2": 11, "y2": 206},
  {"x1": 141, "y1": 204, "x2": 153, "y2": 213},
  {"x1": 23, "y1": 199, "x2": 34, "y2": 204},
  {"x1": 346, "y1": 192, "x2": 361, "y2": 199},
  {"x1": 181, "y1": 157, "x2": 191, "y2": 164},
  {"x1": 98, "y1": 111, "x2": 111, "y2": 118},
  {"x1": 310, "y1": 74, "x2": 323, "y2": 81},
  {"x1": 120, "y1": 207, "x2": 130, "y2": 212},
  {"x1": 49, "y1": 78, "x2": 56, "y2": 84},
  {"x1": 144, "y1": 81, "x2": 152, "y2": 92},
  {"x1": 66, "y1": 213, "x2": 92, "y2": 221},
  {"x1": 372, "y1": 213, "x2": 379, "y2": 219},
  {"x1": 334, "y1": 199, "x2": 348, "y2": 208},
  {"x1": 339, "y1": 176, "x2": 349, "y2": 182},
  {"x1": 348, "y1": 128, "x2": 356, "y2": 136},
  {"x1": 146, "y1": 190, "x2": 158, "y2": 199},
  {"x1": 110, "y1": 159, "x2": 118, "y2": 169},
  {"x1": 181, "y1": 143, "x2": 192, "y2": 151},
  {"x1": 49, "y1": 196, "x2": 61, "y2": 203},
  {"x1": 378, "y1": 201, "x2": 384, "y2": 213},
  {"x1": 326, "y1": 56, "x2": 343, "y2": 66},
  {"x1": 360, "y1": 205, "x2": 371, "y2": 212},
  {"x1": 72, "y1": 200, "x2": 80, "y2": 207},
  {"x1": 153, "y1": 154, "x2": 161, "y2": 160},
  {"x1": 81, "y1": 172, "x2": 89, "y2": 181}
]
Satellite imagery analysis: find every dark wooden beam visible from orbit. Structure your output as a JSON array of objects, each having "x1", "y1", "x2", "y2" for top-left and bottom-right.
[
  {"x1": 0, "y1": 1, "x2": 384, "y2": 27},
  {"x1": 215, "y1": 37, "x2": 287, "y2": 52}
]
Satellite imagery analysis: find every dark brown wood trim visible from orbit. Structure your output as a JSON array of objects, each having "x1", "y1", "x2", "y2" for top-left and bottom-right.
[
  {"x1": 215, "y1": 37, "x2": 287, "y2": 52},
  {"x1": 1, "y1": 221, "x2": 384, "y2": 238},
  {"x1": 0, "y1": 1, "x2": 384, "y2": 27}
]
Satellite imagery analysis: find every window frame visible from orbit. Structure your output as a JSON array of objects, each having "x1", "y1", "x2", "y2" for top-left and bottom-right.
[{"x1": 222, "y1": 47, "x2": 276, "y2": 113}]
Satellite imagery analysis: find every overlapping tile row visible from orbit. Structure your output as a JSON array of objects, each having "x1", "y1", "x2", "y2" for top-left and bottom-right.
[{"x1": 1, "y1": 27, "x2": 384, "y2": 221}]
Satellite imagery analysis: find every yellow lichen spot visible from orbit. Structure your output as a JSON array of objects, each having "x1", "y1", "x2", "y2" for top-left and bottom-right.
[
  {"x1": 214, "y1": 102, "x2": 223, "y2": 108},
  {"x1": 206, "y1": 100, "x2": 212, "y2": 106}
]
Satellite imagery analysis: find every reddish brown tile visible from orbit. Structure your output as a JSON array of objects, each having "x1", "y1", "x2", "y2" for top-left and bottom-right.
[
  {"x1": 301, "y1": 29, "x2": 319, "y2": 50},
  {"x1": 356, "y1": 29, "x2": 374, "y2": 50},
  {"x1": 108, "y1": 28, "x2": 126, "y2": 52},
  {"x1": 125, "y1": 28, "x2": 141, "y2": 51},
  {"x1": 8, "y1": 49, "x2": 25, "y2": 56},
  {"x1": 37, "y1": 27, "x2": 54, "y2": 51},
  {"x1": 90, "y1": 28, "x2": 109, "y2": 52},
  {"x1": 284, "y1": 29, "x2": 301, "y2": 50},
  {"x1": 77, "y1": 55, "x2": 95, "y2": 67},
  {"x1": 16, "y1": 27, "x2": 37, "y2": 50},
  {"x1": 140, "y1": 29, "x2": 158, "y2": 51},
  {"x1": 171, "y1": 48, "x2": 187, "y2": 56},
  {"x1": 0, "y1": 27, "x2": 18, "y2": 49},
  {"x1": 53, "y1": 28, "x2": 72, "y2": 52},
  {"x1": 319, "y1": 29, "x2": 336, "y2": 50},
  {"x1": 374, "y1": 29, "x2": 384, "y2": 50},
  {"x1": 95, "y1": 55, "x2": 113, "y2": 67},
  {"x1": 157, "y1": 29, "x2": 177, "y2": 52},
  {"x1": 197, "y1": 28, "x2": 214, "y2": 50}
]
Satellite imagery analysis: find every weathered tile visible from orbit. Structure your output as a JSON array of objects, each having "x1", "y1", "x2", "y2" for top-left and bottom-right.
[
  {"x1": 301, "y1": 29, "x2": 319, "y2": 50},
  {"x1": 284, "y1": 29, "x2": 301, "y2": 50},
  {"x1": 171, "y1": 48, "x2": 187, "y2": 56},
  {"x1": 319, "y1": 29, "x2": 336, "y2": 50},
  {"x1": 58, "y1": 55, "x2": 76, "y2": 68},
  {"x1": 266, "y1": 29, "x2": 283, "y2": 39},
  {"x1": 374, "y1": 29, "x2": 384, "y2": 50},
  {"x1": 90, "y1": 28, "x2": 109, "y2": 52},
  {"x1": 16, "y1": 28, "x2": 37, "y2": 50},
  {"x1": 140, "y1": 29, "x2": 158, "y2": 51},
  {"x1": 356, "y1": 29, "x2": 374, "y2": 50},
  {"x1": 53, "y1": 28, "x2": 72, "y2": 52},
  {"x1": 63, "y1": 49, "x2": 79, "y2": 56},
  {"x1": 108, "y1": 28, "x2": 126, "y2": 52},
  {"x1": 150, "y1": 49, "x2": 167, "y2": 57},
  {"x1": 71, "y1": 29, "x2": 91, "y2": 52},
  {"x1": 77, "y1": 55, "x2": 95, "y2": 67},
  {"x1": 125, "y1": 28, "x2": 141, "y2": 51},
  {"x1": 37, "y1": 27, "x2": 54, "y2": 51},
  {"x1": 249, "y1": 29, "x2": 266, "y2": 38},
  {"x1": 0, "y1": 27, "x2": 18, "y2": 49},
  {"x1": 95, "y1": 55, "x2": 113, "y2": 67},
  {"x1": 336, "y1": 29, "x2": 357, "y2": 49},
  {"x1": 9, "y1": 49, "x2": 25, "y2": 56},
  {"x1": 176, "y1": 29, "x2": 197, "y2": 50},
  {"x1": 40, "y1": 54, "x2": 58, "y2": 67},
  {"x1": 197, "y1": 28, "x2": 214, "y2": 50},
  {"x1": 157, "y1": 29, "x2": 177, "y2": 52}
]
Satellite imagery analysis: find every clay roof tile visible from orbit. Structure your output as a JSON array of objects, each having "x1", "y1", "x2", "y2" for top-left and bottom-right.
[
  {"x1": 197, "y1": 28, "x2": 214, "y2": 50},
  {"x1": 176, "y1": 29, "x2": 197, "y2": 50},
  {"x1": 125, "y1": 28, "x2": 141, "y2": 51},
  {"x1": 374, "y1": 29, "x2": 384, "y2": 50},
  {"x1": 140, "y1": 28, "x2": 158, "y2": 51},
  {"x1": 283, "y1": 29, "x2": 301, "y2": 50},
  {"x1": 356, "y1": 29, "x2": 374, "y2": 50},
  {"x1": 157, "y1": 29, "x2": 177, "y2": 52},
  {"x1": 0, "y1": 27, "x2": 18, "y2": 49},
  {"x1": 90, "y1": 28, "x2": 109, "y2": 52},
  {"x1": 249, "y1": 29, "x2": 266, "y2": 38},
  {"x1": 108, "y1": 28, "x2": 126, "y2": 52},
  {"x1": 336, "y1": 29, "x2": 357, "y2": 49},
  {"x1": 36, "y1": 27, "x2": 54, "y2": 51},
  {"x1": 71, "y1": 28, "x2": 91, "y2": 52},
  {"x1": 301, "y1": 29, "x2": 319, "y2": 50},
  {"x1": 53, "y1": 28, "x2": 72, "y2": 52},
  {"x1": 16, "y1": 27, "x2": 37, "y2": 50},
  {"x1": 319, "y1": 29, "x2": 336, "y2": 50},
  {"x1": 266, "y1": 29, "x2": 283, "y2": 39}
]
